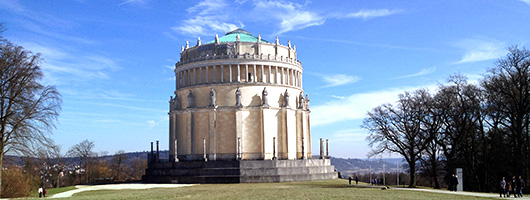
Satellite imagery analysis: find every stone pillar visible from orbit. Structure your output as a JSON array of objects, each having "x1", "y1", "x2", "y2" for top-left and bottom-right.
[
  {"x1": 213, "y1": 65, "x2": 217, "y2": 83},
  {"x1": 245, "y1": 64, "x2": 248, "y2": 82},
  {"x1": 262, "y1": 107, "x2": 276, "y2": 159},
  {"x1": 273, "y1": 137, "x2": 277, "y2": 160},
  {"x1": 206, "y1": 66, "x2": 209, "y2": 83},
  {"x1": 229, "y1": 64, "x2": 232, "y2": 82},
  {"x1": 283, "y1": 107, "x2": 296, "y2": 159},
  {"x1": 221, "y1": 65, "x2": 224, "y2": 82},
  {"x1": 236, "y1": 110, "x2": 243, "y2": 159},
  {"x1": 150, "y1": 142, "x2": 154, "y2": 162},
  {"x1": 169, "y1": 113, "x2": 176, "y2": 161},
  {"x1": 319, "y1": 138, "x2": 324, "y2": 159},
  {"x1": 261, "y1": 65, "x2": 264, "y2": 82},
  {"x1": 237, "y1": 137, "x2": 242, "y2": 160},
  {"x1": 203, "y1": 138, "x2": 208, "y2": 162},
  {"x1": 253, "y1": 64, "x2": 256, "y2": 82},
  {"x1": 326, "y1": 139, "x2": 329, "y2": 159},
  {"x1": 193, "y1": 68, "x2": 196, "y2": 85},
  {"x1": 209, "y1": 108, "x2": 217, "y2": 161},
  {"x1": 237, "y1": 64, "x2": 240, "y2": 82},
  {"x1": 186, "y1": 111, "x2": 193, "y2": 160},
  {"x1": 275, "y1": 66, "x2": 279, "y2": 84},
  {"x1": 268, "y1": 65, "x2": 271, "y2": 83},
  {"x1": 156, "y1": 140, "x2": 160, "y2": 162},
  {"x1": 174, "y1": 140, "x2": 179, "y2": 162},
  {"x1": 302, "y1": 137, "x2": 306, "y2": 159}
]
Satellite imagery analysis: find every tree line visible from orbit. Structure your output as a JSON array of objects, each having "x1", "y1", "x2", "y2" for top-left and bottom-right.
[
  {"x1": 364, "y1": 46, "x2": 530, "y2": 192},
  {"x1": 1, "y1": 139, "x2": 147, "y2": 198}
]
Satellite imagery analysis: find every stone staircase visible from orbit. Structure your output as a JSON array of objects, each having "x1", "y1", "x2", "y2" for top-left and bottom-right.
[{"x1": 142, "y1": 159, "x2": 336, "y2": 183}]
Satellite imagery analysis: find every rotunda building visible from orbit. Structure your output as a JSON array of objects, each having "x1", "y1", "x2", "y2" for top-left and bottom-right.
[{"x1": 169, "y1": 29, "x2": 311, "y2": 161}]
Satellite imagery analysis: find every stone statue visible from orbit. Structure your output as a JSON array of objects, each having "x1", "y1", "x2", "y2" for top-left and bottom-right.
[
  {"x1": 262, "y1": 87, "x2": 269, "y2": 107},
  {"x1": 305, "y1": 94, "x2": 310, "y2": 110},
  {"x1": 169, "y1": 96, "x2": 175, "y2": 111},
  {"x1": 209, "y1": 88, "x2": 216, "y2": 107},
  {"x1": 187, "y1": 90, "x2": 194, "y2": 108},
  {"x1": 235, "y1": 87, "x2": 242, "y2": 107},
  {"x1": 283, "y1": 89, "x2": 290, "y2": 107},
  {"x1": 174, "y1": 94, "x2": 180, "y2": 109},
  {"x1": 298, "y1": 92, "x2": 304, "y2": 109},
  {"x1": 275, "y1": 36, "x2": 279, "y2": 45}
]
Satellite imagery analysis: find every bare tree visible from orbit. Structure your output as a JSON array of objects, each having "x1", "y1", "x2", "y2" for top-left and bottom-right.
[
  {"x1": 363, "y1": 90, "x2": 432, "y2": 187},
  {"x1": 111, "y1": 150, "x2": 129, "y2": 181},
  {"x1": 0, "y1": 25, "x2": 62, "y2": 196},
  {"x1": 67, "y1": 140, "x2": 95, "y2": 183}
]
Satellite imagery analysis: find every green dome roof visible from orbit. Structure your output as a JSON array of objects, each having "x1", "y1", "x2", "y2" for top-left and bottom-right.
[{"x1": 207, "y1": 28, "x2": 270, "y2": 44}]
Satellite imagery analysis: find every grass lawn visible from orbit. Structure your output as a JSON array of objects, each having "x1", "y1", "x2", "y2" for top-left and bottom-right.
[
  {"x1": 28, "y1": 186, "x2": 77, "y2": 198},
  {"x1": 60, "y1": 179, "x2": 496, "y2": 200}
]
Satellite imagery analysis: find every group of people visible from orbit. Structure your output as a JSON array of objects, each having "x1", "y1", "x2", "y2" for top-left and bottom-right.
[
  {"x1": 38, "y1": 186, "x2": 47, "y2": 198},
  {"x1": 348, "y1": 176, "x2": 359, "y2": 185},
  {"x1": 500, "y1": 176, "x2": 525, "y2": 198}
]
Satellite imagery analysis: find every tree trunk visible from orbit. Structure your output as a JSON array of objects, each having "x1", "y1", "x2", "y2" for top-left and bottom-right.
[
  {"x1": 409, "y1": 160, "x2": 416, "y2": 188},
  {"x1": 0, "y1": 153, "x2": 3, "y2": 197}
]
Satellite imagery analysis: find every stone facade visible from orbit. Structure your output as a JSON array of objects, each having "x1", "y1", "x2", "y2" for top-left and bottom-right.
[{"x1": 168, "y1": 29, "x2": 311, "y2": 162}]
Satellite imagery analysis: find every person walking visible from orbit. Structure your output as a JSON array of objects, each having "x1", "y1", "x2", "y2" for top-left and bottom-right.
[
  {"x1": 349, "y1": 176, "x2": 352, "y2": 185},
  {"x1": 355, "y1": 176, "x2": 359, "y2": 185},
  {"x1": 501, "y1": 177, "x2": 507, "y2": 198},
  {"x1": 512, "y1": 176, "x2": 518, "y2": 198},
  {"x1": 450, "y1": 174, "x2": 459, "y2": 192},
  {"x1": 38, "y1": 187, "x2": 43, "y2": 198},
  {"x1": 517, "y1": 176, "x2": 525, "y2": 197}
]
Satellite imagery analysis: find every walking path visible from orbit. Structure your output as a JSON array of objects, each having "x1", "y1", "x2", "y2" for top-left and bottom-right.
[
  {"x1": 394, "y1": 187, "x2": 530, "y2": 199},
  {"x1": 50, "y1": 183, "x2": 195, "y2": 198}
]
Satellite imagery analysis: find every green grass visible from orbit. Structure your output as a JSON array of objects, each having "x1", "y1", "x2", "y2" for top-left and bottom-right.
[
  {"x1": 28, "y1": 186, "x2": 77, "y2": 198},
  {"x1": 60, "y1": 179, "x2": 496, "y2": 200}
]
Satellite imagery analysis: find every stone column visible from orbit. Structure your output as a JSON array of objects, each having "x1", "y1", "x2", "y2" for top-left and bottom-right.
[
  {"x1": 156, "y1": 140, "x2": 160, "y2": 162},
  {"x1": 302, "y1": 137, "x2": 306, "y2": 159},
  {"x1": 199, "y1": 67, "x2": 202, "y2": 84},
  {"x1": 203, "y1": 138, "x2": 208, "y2": 162},
  {"x1": 193, "y1": 68, "x2": 196, "y2": 85},
  {"x1": 169, "y1": 113, "x2": 175, "y2": 161},
  {"x1": 174, "y1": 140, "x2": 179, "y2": 162},
  {"x1": 213, "y1": 65, "x2": 217, "y2": 83},
  {"x1": 268, "y1": 65, "x2": 271, "y2": 83},
  {"x1": 273, "y1": 137, "x2": 277, "y2": 160},
  {"x1": 221, "y1": 65, "x2": 224, "y2": 83},
  {"x1": 206, "y1": 66, "x2": 209, "y2": 83},
  {"x1": 275, "y1": 66, "x2": 279, "y2": 84},
  {"x1": 237, "y1": 64, "x2": 241, "y2": 82},
  {"x1": 261, "y1": 65, "x2": 264, "y2": 82},
  {"x1": 326, "y1": 139, "x2": 329, "y2": 159},
  {"x1": 229, "y1": 64, "x2": 232, "y2": 82},
  {"x1": 253, "y1": 64, "x2": 257, "y2": 82},
  {"x1": 236, "y1": 110, "x2": 243, "y2": 160},
  {"x1": 319, "y1": 138, "x2": 324, "y2": 159},
  {"x1": 245, "y1": 64, "x2": 248, "y2": 82}
]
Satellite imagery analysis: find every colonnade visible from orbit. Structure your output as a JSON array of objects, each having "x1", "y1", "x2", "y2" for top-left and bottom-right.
[{"x1": 176, "y1": 64, "x2": 303, "y2": 89}]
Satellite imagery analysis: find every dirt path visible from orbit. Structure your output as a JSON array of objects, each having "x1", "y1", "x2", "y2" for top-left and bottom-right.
[{"x1": 51, "y1": 183, "x2": 195, "y2": 198}]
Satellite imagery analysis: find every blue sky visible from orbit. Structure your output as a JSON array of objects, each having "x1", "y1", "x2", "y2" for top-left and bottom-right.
[{"x1": 1, "y1": 0, "x2": 529, "y2": 158}]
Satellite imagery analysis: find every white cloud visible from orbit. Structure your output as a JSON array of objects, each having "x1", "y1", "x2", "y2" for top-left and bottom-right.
[
  {"x1": 252, "y1": 1, "x2": 325, "y2": 35},
  {"x1": 147, "y1": 120, "x2": 157, "y2": 128},
  {"x1": 331, "y1": 95, "x2": 345, "y2": 100},
  {"x1": 20, "y1": 42, "x2": 120, "y2": 84},
  {"x1": 311, "y1": 84, "x2": 437, "y2": 126},
  {"x1": 314, "y1": 73, "x2": 360, "y2": 88},
  {"x1": 341, "y1": 9, "x2": 403, "y2": 20},
  {"x1": 172, "y1": 0, "x2": 239, "y2": 36},
  {"x1": 520, "y1": 0, "x2": 530, "y2": 6},
  {"x1": 454, "y1": 38, "x2": 507, "y2": 64},
  {"x1": 395, "y1": 67, "x2": 436, "y2": 79}
]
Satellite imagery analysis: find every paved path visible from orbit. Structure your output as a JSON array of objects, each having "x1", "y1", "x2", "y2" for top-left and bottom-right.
[
  {"x1": 51, "y1": 183, "x2": 195, "y2": 198},
  {"x1": 394, "y1": 187, "x2": 530, "y2": 199}
]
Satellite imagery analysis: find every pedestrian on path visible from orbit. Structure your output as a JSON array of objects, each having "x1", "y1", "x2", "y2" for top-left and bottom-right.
[{"x1": 500, "y1": 177, "x2": 507, "y2": 198}]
